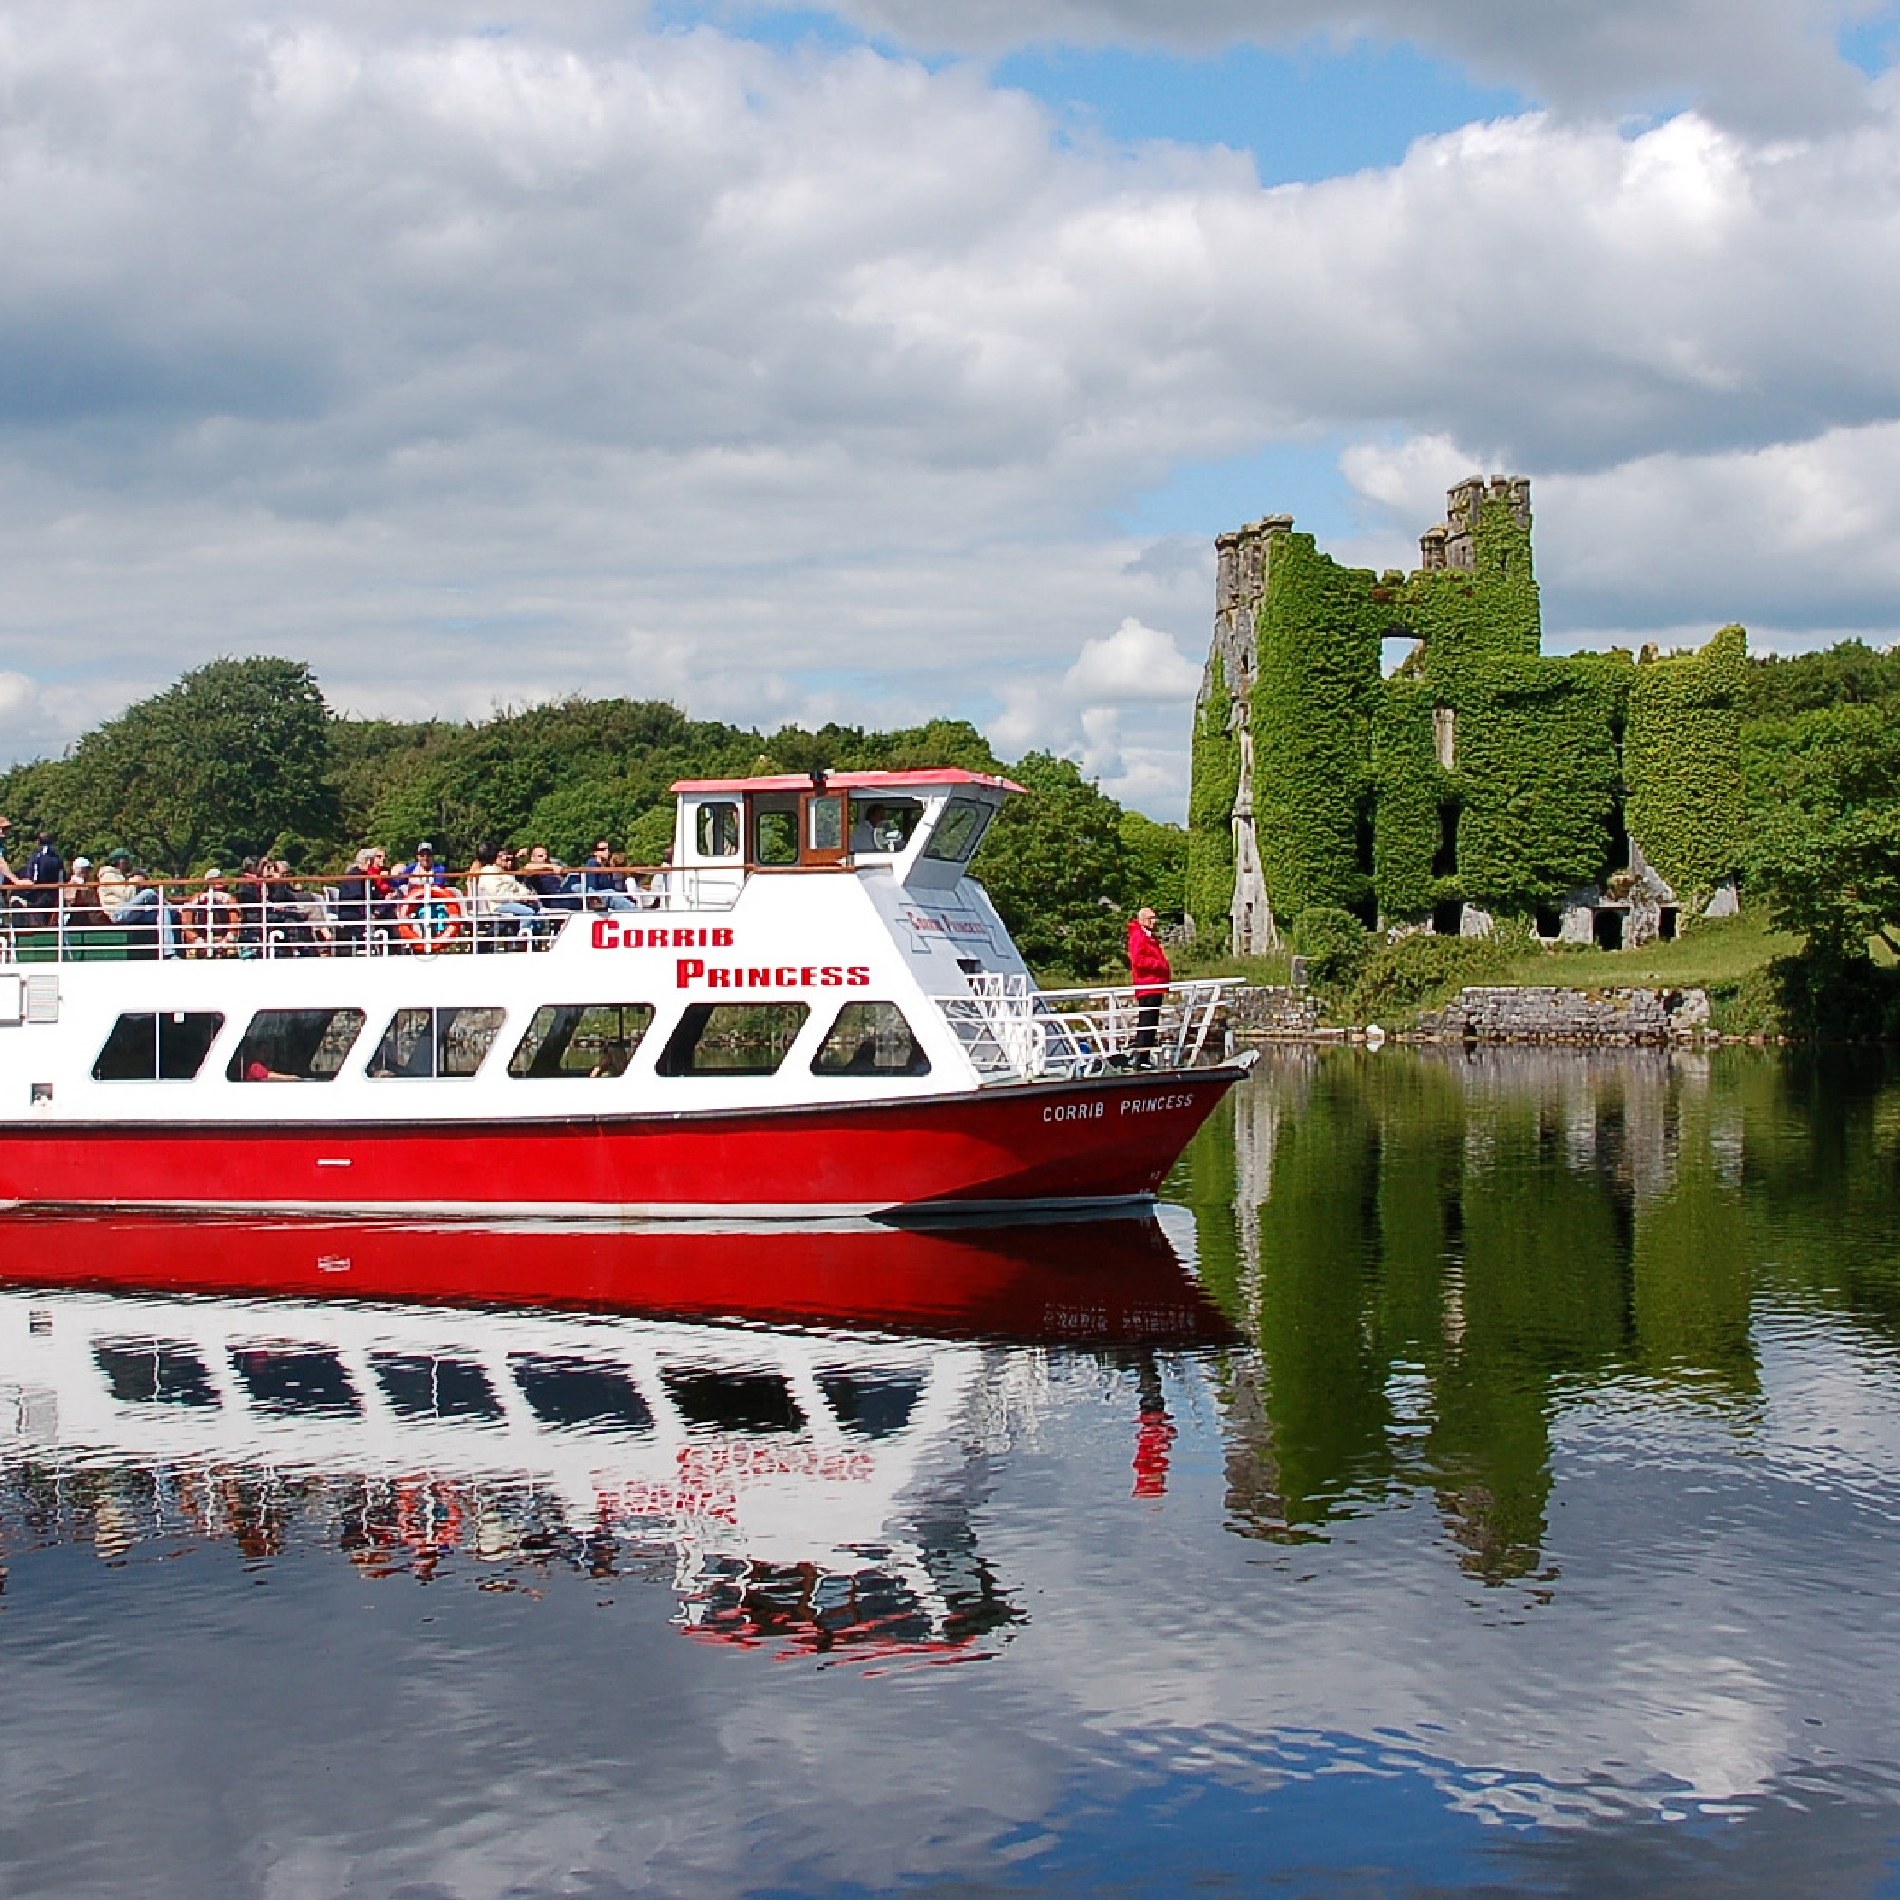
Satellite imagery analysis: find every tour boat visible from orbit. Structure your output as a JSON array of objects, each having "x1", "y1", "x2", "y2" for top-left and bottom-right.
[{"x1": 0, "y1": 770, "x2": 1249, "y2": 1219}]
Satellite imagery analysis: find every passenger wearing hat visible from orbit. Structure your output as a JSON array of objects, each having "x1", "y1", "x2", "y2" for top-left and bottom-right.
[
  {"x1": 393, "y1": 840, "x2": 449, "y2": 892},
  {"x1": 64, "y1": 857, "x2": 108, "y2": 932}
]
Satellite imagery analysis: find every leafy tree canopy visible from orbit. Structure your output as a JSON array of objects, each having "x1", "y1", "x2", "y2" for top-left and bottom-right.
[{"x1": 36, "y1": 657, "x2": 338, "y2": 873}]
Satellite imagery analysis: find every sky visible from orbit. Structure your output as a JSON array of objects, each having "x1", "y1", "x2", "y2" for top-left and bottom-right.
[{"x1": 3, "y1": 2, "x2": 1900, "y2": 817}]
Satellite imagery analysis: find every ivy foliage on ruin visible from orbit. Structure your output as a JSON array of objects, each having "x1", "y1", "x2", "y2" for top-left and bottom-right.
[
  {"x1": 1624, "y1": 625, "x2": 1748, "y2": 901},
  {"x1": 1186, "y1": 653, "x2": 1240, "y2": 934},
  {"x1": 1250, "y1": 529, "x2": 1383, "y2": 922}
]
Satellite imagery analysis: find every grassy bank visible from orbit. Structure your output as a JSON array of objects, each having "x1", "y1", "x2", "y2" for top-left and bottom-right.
[{"x1": 1486, "y1": 911, "x2": 1795, "y2": 990}]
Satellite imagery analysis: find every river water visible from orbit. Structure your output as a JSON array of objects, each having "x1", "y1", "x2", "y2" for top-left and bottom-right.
[{"x1": 4, "y1": 1049, "x2": 1900, "y2": 1896}]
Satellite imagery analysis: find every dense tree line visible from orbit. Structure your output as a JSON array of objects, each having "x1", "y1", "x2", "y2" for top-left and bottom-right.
[{"x1": 0, "y1": 657, "x2": 1187, "y2": 978}]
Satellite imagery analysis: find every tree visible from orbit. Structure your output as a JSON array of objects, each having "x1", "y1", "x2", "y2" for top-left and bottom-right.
[
  {"x1": 972, "y1": 752, "x2": 1133, "y2": 977},
  {"x1": 1745, "y1": 700, "x2": 1900, "y2": 955},
  {"x1": 1119, "y1": 809, "x2": 1187, "y2": 920},
  {"x1": 63, "y1": 657, "x2": 338, "y2": 873}
]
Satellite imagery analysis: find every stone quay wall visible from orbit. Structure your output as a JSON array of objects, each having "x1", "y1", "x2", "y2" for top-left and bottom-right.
[
  {"x1": 1407, "y1": 986, "x2": 1714, "y2": 1046},
  {"x1": 1224, "y1": 984, "x2": 1326, "y2": 1039}
]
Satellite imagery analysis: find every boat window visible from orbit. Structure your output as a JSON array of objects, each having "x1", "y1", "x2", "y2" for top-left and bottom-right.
[
  {"x1": 372, "y1": 1353, "x2": 502, "y2": 1422},
  {"x1": 811, "y1": 1002, "x2": 931, "y2": 1077},
  {"x1": 94, "y1": 1340, "x2": 218, "y2": 1408},
  {"x1": 922, "y1": 797, "x2": 991, "y2": 863},
  {"x1": 696, "y1": 800, "x2": 740, "y2": 859},
  {"x1": 753, "y1": 804, "x2": 799, "y2": 866},
  {"x1": 511, "y1": 1353, "x2": 654, "y2": 1435},
  {"x1": 226, "y1": 1007, "x2": 367, "y2": 1083},
  {"x1": 655, "y1": 1002, "x2": 809, "y2": 1077},
  {"x1": 91, "y1": 1011, "x2": 226, "y2": 1082},
  {"x1": 851, "y1": 798, "x2": 922, "y2": 853},
  {"x1": 507, "y1": 1003, "x2": 655, "y2": 1079},
  {"x1": 661, "y1": 1365, "x2": 804, "y2": 1435},
  {"x1": 819, "y1": 1367, "x2": 924, "y2": 1440},
  {"x1": 367, "y1": 1006, "x2": 506, "y2": 1079},
  {"x1": 229, "y1": 1345, "x2": 359, "y2": 1416}
]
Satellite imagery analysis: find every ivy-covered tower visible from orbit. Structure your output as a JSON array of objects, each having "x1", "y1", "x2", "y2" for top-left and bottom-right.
[{"x1": 1187, "y1": 477, "x2": 1747, "y2": 953}]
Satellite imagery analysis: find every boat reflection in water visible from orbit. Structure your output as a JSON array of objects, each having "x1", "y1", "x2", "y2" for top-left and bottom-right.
[{"x1": 0, "y1": 1210, "x2": 1231, "y2": 1663}]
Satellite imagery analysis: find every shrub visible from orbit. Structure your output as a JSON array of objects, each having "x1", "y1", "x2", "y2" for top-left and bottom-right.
[
  {"x1": 1347, "y1": 930, "x2": 1515, "y2": 1023},
  {"x1": 1290, "y1": 905, "x2": 1373, "y2": 999}
]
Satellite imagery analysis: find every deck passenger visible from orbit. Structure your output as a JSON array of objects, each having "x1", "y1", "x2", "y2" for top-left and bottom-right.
[
  {"x1": 1127, "y1": 906, "x2": 1172, "y2": 1066},
  {"x1": 20, "y1": 833, "x2": 62, "y2": 928},
  {"x1": 335, "y1": 848, "x2": 394, "y2": 952},
  {"x1": 99, "y1": 854, "x2": 182, "y2": 957},
  {"x1": 182, "y1": 871, "x2": 243, "y2": 957},
  {"x1": 580, "y1": 838, "x2": 639, "y2": 912},
  {"x1": 469, "y1": 846, "x2": 542, "y2": 943}
]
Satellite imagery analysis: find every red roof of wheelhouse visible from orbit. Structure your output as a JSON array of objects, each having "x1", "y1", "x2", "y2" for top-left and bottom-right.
[{"x1": 669, "y1": 768, "x2": 1026, "y2": 795}]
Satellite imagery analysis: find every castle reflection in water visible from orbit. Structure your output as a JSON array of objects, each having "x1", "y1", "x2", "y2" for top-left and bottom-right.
[{"x1": 1178, "y1": 1046, "x2": 1900, "y2": 1582}]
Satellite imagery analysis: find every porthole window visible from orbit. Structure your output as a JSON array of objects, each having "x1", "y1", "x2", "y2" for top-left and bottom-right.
[
  {"x1": 367, "y1": 1007, "x2": 506, "y2": 1079},
  {"x1": 91, "y1": 1011, "x2": 225, "y2": 1081},
  {"x1": 811, "y1": 1002, "x2": 931, "y2": 1077},
  {"x1": 508, "y1": 1004, "x2": 655, "y2": 1078},
  {"x1": 227, "y1": 1008, "x2": 366, "y2": 1082},
  {"x1": 922, "y1": 797, "x2": 991, "y2": 863},
  {"x1": 655, "y1": 1002, "x2": 809, "y2": 1077}
]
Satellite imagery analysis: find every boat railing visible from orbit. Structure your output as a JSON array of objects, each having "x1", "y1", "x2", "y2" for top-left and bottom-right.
[
  {"x1": 932, "y1": 975, "x2": 1239, "y2": 1081},
  {"x1": 0, "y1": 872, "x2": 620, "y2": 964}
]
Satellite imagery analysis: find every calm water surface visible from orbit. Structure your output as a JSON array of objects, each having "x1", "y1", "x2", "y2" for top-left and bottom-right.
[{"x1": 5, "y1": 1049, "x2": 1900, "y2": 1896}]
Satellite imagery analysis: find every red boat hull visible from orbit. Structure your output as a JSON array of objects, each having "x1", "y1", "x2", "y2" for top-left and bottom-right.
[
  {"x1": 0, "y1": 1208, "x2": 1238, "y2": 1345},
  {"x1": 0, "y1": 1068, "x2": 1242, "y2": 1216}
]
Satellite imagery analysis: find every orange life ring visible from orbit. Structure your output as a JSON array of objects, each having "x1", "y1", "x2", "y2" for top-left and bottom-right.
[{"x1": 396, "y1": 883, "x2": 466, "y2": 950}]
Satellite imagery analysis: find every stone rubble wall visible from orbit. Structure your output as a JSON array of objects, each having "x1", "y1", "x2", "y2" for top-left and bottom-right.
[
  {"x1": 1406, "y1": 986, "x2": 1714, "y2": 1046},
  {"x1": 1224, "y1": 984, "x2": 1326, "y2": 1039}
]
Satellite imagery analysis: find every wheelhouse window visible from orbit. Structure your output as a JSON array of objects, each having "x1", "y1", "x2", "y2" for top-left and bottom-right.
[
  {"x1": 226, "y1": 1007, "x2": 366, "y2": 1082},
  {"x1": 511, "y1": 1353, "x2": 654, "y2": 1435},
  {"x1": 368, "y1": 1007, "x2": 506, "y2": 1079},
  {"x1": 852, "y1": 798, "x2": 922, "y2": 853},
  {"x1": 811, "y1": 1002, "x2": 931, "y2": 1077},
  {"x1": 229, "y1": 1345, "x2": 359, "y2": 1416},
  {"x1": 696, "y1": 800, "x2": 740, "y2": 858},
  {"x1": 655, "y1": 1002, "x2": 809, "y2": 1077},
  {"x1": 372, "y1": 1353, "x2": 502, "y2": 1423},
  {"x1": 753, "y1": 803, "x2": 799, "y2": 866},
  {"x1": 922, "y1": 797, "x2": 991, "y2": 863},
  {"x1": 91, "y1": 1011, "x2": 225, "y2": 1081},
  {"x1": 508, "y1": 1004, "x2": 655, "y2": 1078}
]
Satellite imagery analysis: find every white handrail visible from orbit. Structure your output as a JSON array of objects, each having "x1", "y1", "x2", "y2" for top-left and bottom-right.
[{"x1": 932, "y1": 976, "x2": 1238, "y2": 1081}]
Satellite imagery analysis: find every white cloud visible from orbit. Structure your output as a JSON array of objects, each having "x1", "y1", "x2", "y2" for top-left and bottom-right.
[{"x1": 5, "y1": 8, "x2": 1900, "y2": 799}]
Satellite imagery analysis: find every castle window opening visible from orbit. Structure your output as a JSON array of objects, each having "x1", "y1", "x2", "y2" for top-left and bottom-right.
[
  {"x1": 1432, "y1": 802, "x2": 1459, "y2": 879},
  {"x1": 1593, "y1": 908, "x2": 1625, "y2": 952},
  {"x1": 1534, "y1": 905, "x2": 1561, "y2": 939},
  {"x1": 1432, "y1": 900, "x2": 1463, "y2": 937},
  {"x1": 1381, "y1": 635, "x2": 1419, "y2": 677},
  {"x1": 1658, "y1": 907, "x2": 1679, "y2": 942}
]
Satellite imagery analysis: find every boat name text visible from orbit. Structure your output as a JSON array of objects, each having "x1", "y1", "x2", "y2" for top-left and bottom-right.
[{"x1": 676, "y1": 959, "x2": 871, "y2": 991}]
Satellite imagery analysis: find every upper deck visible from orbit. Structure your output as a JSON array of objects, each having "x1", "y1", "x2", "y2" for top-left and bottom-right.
[{"x1": 0, "y1": 772, "x2": 1237, "y2": 1113}]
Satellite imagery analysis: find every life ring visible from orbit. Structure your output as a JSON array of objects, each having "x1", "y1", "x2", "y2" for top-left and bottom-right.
[{"x1": 396, "y1": 884, "x2": 466, "y2": 950}]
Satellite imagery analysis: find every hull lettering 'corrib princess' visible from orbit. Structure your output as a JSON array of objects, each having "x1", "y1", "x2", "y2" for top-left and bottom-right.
[{"x1": 0, "y1": 769, "x2": 1250, "y2": 1219}]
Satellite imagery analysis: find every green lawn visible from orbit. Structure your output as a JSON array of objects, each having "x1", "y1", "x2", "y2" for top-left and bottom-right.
[{"x1": 1487, "y1": 910, "x2": 1794, "y2": 989}]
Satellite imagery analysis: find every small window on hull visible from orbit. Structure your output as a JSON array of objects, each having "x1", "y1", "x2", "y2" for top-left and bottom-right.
[
  {"x1": 227, "y1": 1008, "x2": 366, "y2": 1082},
  {"x1": 92, "y1": 1012, "x2": 225, "y2": 1081},
  {"x1": 230, "y1": 1346, "x2": 359, "y2": 1416},
  {"x1": 94, "y1": 1341, "x2": 218, "y2": 1408},
  {"x1": 811, "y1": 1002, "x2": 930, "y2": 1076},
  {"x1": 368, "y1": 1007, "x2": 505, "y2": 1079},
  {"x1": 373, "y1": 1354, "x2": 502, "y2": 1422},
  {"x1": 508, "y1": 1004, "x2": 655, "y2": 1078},
  {"x1": 512, "y1": 1353, "x2": 654, "y2": 1435},
  {"x1": 656, "y1": 1003, "x2": 809, "y2": 1076}
]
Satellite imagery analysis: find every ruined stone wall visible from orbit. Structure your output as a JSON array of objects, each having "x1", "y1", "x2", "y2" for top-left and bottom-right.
[{"x1": 1410, "y1": 986, "x2": 1714, "y2": 1046}]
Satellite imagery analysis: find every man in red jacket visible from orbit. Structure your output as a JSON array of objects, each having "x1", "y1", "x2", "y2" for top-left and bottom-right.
[{"x1": 1127, "y1": 905, "x2": 1172, "y2": 1066}]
